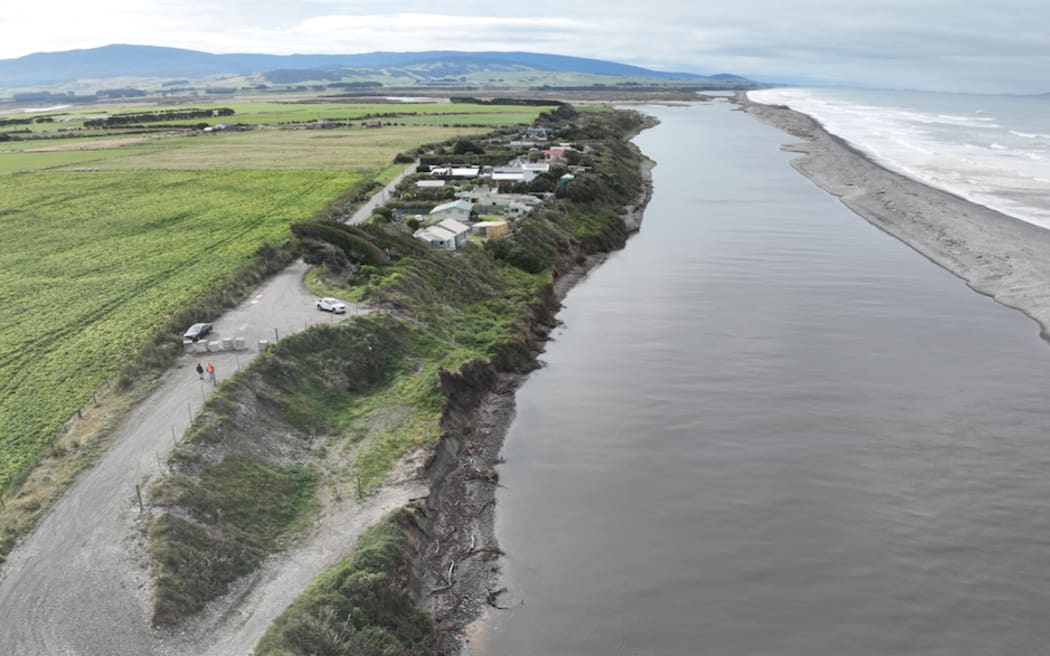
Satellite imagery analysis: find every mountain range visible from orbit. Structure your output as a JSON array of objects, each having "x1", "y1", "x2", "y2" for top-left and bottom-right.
[{"x1": 0, "y1": 44, "x2": 752, "y2": 88}]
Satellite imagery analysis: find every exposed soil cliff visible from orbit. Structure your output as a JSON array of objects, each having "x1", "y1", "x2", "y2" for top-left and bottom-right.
[{"x1": 409, "y1": 155, "x2": 655, "y2": 653}]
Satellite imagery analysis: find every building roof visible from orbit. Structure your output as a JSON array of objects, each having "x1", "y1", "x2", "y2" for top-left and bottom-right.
[
  {"x1": 492, "y1": 171, "x2": 526, "y2": 182},
  {"x1": 416, "y1": 180, "x2": 446, "y2": 188},
  {"x1": 416, "y1": 226, "x2": 457, "y2": 242},
  {"x1": 437, "y1": 218, "x2": 471, "y2": 236},
  {"x1": 431, "y1": 199, "x2": 473, "y2": 214}
]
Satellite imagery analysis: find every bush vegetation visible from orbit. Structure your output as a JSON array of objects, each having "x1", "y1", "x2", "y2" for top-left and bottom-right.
[{"x1": 255, "y1": 509, "x2": 435, "y2": 656}]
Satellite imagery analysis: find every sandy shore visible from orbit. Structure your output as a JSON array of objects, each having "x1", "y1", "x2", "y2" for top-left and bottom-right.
[{"x1": 737, "y1": 94, "x2": 1050, "y2": 338}]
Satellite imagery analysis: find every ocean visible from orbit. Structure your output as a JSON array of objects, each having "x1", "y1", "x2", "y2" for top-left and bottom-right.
[
  {"x1": 748, "y1": 87, "x2": 1050, "y2": 228},
  {"x1": 471, "y1": 100, "x2": 1050, "y2": 655}
]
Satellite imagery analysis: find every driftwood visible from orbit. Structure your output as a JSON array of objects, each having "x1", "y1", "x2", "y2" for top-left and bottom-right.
[
  {"x1": 486, "y1": 587, "x2": 511, "y2": 610},
  {"x1": 429, "y1": 560, "x2": 457, "y2": 596}
]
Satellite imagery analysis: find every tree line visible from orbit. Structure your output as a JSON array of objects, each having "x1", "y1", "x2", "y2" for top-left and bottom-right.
[{"x1": 83, "y1": 108, "x2": 235, "y2": 129}]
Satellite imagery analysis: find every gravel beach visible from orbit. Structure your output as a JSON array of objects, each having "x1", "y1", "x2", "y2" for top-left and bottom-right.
[{"x1": 738, "y1": 94, "x2": 1050, "y2": 338}]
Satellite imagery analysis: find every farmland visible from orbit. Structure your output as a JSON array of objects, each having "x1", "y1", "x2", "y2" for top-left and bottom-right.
[{"x1": 0, "y1": 98, "x2": 554, "y2": 495}]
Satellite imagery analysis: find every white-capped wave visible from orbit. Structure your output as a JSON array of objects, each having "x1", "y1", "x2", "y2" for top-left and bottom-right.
[
  {"x1": 1009, "y1": 130, "x2": 1050, "y2": 139},
  {"x1": 748, "y1": 87, "x2": 1050, "y2": 228}
]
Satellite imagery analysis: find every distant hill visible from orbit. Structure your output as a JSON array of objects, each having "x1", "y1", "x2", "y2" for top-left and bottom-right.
[{"x1": 0, "y1": 44, "x2": 751, "y2": 88}]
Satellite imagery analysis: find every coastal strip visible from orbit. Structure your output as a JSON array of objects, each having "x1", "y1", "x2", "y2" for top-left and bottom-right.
[
  {"x1": 737, "y1": 94, "x2": 1050, "y2": 338},
  {"x1": 406, "y1": 150, "x2": 657, "y2": 655}
]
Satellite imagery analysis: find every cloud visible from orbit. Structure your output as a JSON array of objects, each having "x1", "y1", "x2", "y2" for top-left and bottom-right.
[{"x1": 1, "y1": 1, "x2": 1048, "y2": 92}]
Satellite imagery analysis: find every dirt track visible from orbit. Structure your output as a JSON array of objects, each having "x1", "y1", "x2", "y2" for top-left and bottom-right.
[{"x1": 0, "y1": 261, "x2": 393, "y2": 655}]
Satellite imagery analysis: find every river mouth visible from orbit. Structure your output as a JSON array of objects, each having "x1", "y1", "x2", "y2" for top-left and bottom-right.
[{"x1": 475, "y1": 102, "x2": 1050, "y2": 655}]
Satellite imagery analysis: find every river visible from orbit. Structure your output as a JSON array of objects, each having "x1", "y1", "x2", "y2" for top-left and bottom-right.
[{"x1": 473, "y1": 101, "x2": 1050, "y2": 655}]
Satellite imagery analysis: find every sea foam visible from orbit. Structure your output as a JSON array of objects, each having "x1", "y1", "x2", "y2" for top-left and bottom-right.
[{"x1": 749, "y1": 88, "x2": 1050, "y2": 229}]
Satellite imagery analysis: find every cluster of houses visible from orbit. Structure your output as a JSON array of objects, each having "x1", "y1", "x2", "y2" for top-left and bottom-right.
[
  {"x1": 411, "y1": 198, "x2": 514, "y2": 251},
  {"x1": 408, "y1": 128, "x2": 584, "y2": 252}
]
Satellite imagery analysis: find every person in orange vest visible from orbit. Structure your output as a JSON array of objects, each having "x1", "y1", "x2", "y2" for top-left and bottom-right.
[{"x1": 206, "y1": 362, "x2": 215, "y2": 384}]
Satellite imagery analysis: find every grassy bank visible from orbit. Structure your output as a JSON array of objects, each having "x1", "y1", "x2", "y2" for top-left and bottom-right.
[{"x1": 255, "y1": 509, "x2": 434, "y2": 656}]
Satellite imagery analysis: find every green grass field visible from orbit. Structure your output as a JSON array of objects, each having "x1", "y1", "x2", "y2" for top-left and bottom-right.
[
  {"x1": 0, "y1": 169, "x2": 358, "y2": 489},
  {"x1": 0, "y1": 99, "x2": 552, "y2": 493}
]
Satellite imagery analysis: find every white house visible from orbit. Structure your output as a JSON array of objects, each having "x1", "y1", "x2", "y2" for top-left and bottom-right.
[
  {"x1": 431, "y1": 199, "x2": 473, "y2": 223},
  {"x1": 436, "y1": 218, "x2": 471, "y2": 249},
  {"x1": 427, "y1": 166, "x2": 479, "y2": 179},
  {"x1": 414, "y1": 226, "x2": 458, "y2": 251},
  {"x1": 465, "y1": 188, "x2": 514, "y2": 211},
  {"x1": 491, "y1": 167, "x2": 538, "y2": 186}
]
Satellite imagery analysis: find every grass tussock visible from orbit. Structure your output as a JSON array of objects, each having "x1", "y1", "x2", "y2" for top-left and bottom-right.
[
  {"x1": 148, "y1": 454, "x2": 318, "y2": 625},
  {"x1": 255, "y1": 509, "x2": 435, "y2": 656}
]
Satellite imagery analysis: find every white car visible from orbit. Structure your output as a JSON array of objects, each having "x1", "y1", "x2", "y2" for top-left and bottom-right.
[{"x1": 317, "y1": 297, "x2": 347, "y2": 314}]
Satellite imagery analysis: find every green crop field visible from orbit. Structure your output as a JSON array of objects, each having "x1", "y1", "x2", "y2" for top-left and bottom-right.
[
  {"x1": 76, "y1": 126, "x2": 472, "y2": 171},
  {"x1": 0, "y1": 99, "x2": 550, "y2": 495},
  {"x1": 0, "y1": 169, "x2": 358, "y2": 489}
]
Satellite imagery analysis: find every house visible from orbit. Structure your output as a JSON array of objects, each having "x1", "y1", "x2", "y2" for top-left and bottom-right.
[
  {"x1": 414, "y1": 226, "x2": 458, "y2": 251},
  {"x1": 462, "y1": 187, "x2": 514, "y2": 212},
  {"x1": 544, "y1": 147, "x2": 567, "y2": 164},
  {"x1": 491, "y1": 166, "x2": 539, "y2": 187},
  {"x1": 492, "y1": 170, "x2": 526, "y2": 186},
  {"x1": 507, "y1": 201, "x2": 532, "y2": 216},
  {"x1": 430, "y1": 200, "x2": 473, "y2": 223},
  {"x1": 203, "y1": 122, "x2": 243, "y2": 133},
  {"x1": 416, "y1": 180, "x2": 446, "y2": 189},
  {"x1": 428, "y1": 166, "x2": 479, "y2": 179},
  {"x1": 365, "y1": 120, "x2": 382, "y2": 128},
  {"x1": 525, "y1": 127, "x2": 549, "y2": 141},
  {"x1": 436, "y1": 218, "x2": 471, "y2": 249}
]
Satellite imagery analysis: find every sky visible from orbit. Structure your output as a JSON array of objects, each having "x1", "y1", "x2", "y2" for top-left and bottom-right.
[{"x1": 2, "y1": 0, "x2": 1049, "y2": 94}]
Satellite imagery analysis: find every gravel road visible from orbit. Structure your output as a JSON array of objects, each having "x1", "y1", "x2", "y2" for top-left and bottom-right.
[
  {"x1": 347, "y1": 160, "x2": 419, "y2": 225},
  {"x1": 0, "y1": 261, "x2": 392, "y2": 655}
]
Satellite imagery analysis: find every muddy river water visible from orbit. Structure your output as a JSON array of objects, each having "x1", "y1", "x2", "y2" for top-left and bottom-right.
[{"x1": 472, "y1": 102, "x2": 1050, "y2": 655}]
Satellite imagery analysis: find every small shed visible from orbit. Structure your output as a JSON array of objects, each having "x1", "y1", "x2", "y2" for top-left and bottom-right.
[{"x1": 474, "y1": 220, "x2": 509, "y2": 239}]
